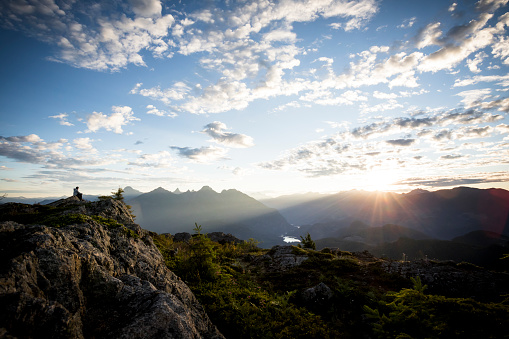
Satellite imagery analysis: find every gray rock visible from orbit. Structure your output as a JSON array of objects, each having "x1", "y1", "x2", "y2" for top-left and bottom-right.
[
  {"x1": 173, "y1": 232, "x2": 192, "y2": 242},
  {"x1": 301, "y1": 282, "x2": 333, "y2": 309},
  {"x1": 251, "y1": 245, "x2": 309, "y2": 272},
  {"x1": 0, "y1": 199, "x2": 223, "y2": 339}
]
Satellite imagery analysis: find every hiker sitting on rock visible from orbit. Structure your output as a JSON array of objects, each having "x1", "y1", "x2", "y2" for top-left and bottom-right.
[{"x1": 73, "y1": 186, "x2": 83, "y2": 201}]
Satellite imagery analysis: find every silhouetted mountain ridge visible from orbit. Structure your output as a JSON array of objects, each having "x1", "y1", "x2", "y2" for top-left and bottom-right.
[
  {"x1": 265, "y1": 187, "x2": 509, "y2": 239},
  {"x1": 129, "y1": 186, "x2": 292, "y2": 246}
]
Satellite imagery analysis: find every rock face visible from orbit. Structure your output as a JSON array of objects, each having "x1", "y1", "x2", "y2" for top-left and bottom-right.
[{"x1": 0, "y1": 198, "x2": 224, "y2": 339}]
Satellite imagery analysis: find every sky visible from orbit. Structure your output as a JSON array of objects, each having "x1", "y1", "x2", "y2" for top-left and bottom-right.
[{"x1": 0, "y1": 0, "x2": 508, "y2": 198}]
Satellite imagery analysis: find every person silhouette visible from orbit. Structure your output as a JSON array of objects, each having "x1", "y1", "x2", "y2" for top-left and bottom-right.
[{"x1": 73, "y1": 186, "x2": 83, "y2": 201}]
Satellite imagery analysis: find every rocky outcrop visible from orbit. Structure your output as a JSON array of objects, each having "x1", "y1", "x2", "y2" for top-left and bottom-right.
[
  {"x1": 0, "y1": 199, "x2": 224, "y2": 339},
  {"x1": 251, "y1": 245, "x2": 309, "y2": 272},
  {"x1": 49, "y1": 196, "x2": 136, "y2": 225},
  {"x1": 172, "y1": 232, "x2": 193, "y2": 242}
]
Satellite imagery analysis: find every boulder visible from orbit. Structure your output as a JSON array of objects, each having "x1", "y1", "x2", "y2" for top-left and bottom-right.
[
  {"x1": 173, "y1": 232, "x2": 192, "y2": 242},
  {"x1": 0, "y1": 199, "x2": 223, "y2": 339},
  {"x1": 301, "y1": 282, "x2": 333, "y2": 309}
]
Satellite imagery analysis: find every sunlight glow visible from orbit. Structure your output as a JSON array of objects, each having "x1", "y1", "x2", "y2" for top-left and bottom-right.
[{"x1": 358, "y1": 170, "x2": 401, "y2": 192}]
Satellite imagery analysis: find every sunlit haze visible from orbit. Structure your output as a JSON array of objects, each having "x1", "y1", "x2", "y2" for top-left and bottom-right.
[{"x1": 1, "y1": 0, "x2": 508, "y2": 198}]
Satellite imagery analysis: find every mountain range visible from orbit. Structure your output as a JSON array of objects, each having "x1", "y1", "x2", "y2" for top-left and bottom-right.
[
  {"x1": 127, "y1": 186, "x2": 293, "y2": 247},
  {"x1": 2, "y1": 186, "x2": 508, "y2": 263},
  {"x1": 262, "y1": 187, "x2": 509, "y2": 239}
]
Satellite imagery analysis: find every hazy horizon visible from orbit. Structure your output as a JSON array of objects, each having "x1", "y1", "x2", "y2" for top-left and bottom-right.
[
  {"x1": 2, "y1": 184, "x2": 506, "y2": 201},
  {"x1": 1, "y1": 0, "x2": 508, "y2": 198}
]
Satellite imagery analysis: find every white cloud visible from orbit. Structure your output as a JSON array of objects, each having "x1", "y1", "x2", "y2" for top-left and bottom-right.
[
  {"x1": 453, "y1": 74, "x2": 509, "y2": 87},
  {"x1": 128, "y1": 151, "x2": 175, "y2": 168},
  {"x1": 456, "y1": 88, "x2": 493, "y2": 108},
  {"x1": 466, "y1": 51, "x2": 488, "y2": 73},
  {"x1": 414, "y1": 22, "x2": 442, "y2": 49},
  {"x1": 129, "y1": 0, "x2": 162, "y2": 18},
  {"x1": 73, "y1": 138, "x2": 97, "y2": 152},
  {"x1": 360, "y1": 99, "x2": 403, "y2": 114},
  {"x1": 0, "y1": 0, "x2": 176, "y2": 71},
  {"x1": 398, "y1": 17, "x2": 416, "y2": 29},
  {"x1": 146, "y1": 104, "x2": 178, "y2": 118},
  {"x1": 201, "y1": 121, "x2": 254, "y2": 148},
  {"x1": 0, "y1": 134, "x2": 108, "y2": 168},
  {"x1": 492, "y1": 34, "x2": 509, "y2": 64},
  {"x1": 85, "y1": 106, "x2": 140, "y2": 134},
  {"x1": 418, "y1": 12, "x2": 503, "y2": 72},
  {"x1": 49, "y1": 113, "x2": 74, "y2": 126},
  {"x1": 373, "y1": 91, "x2": 398, "y2": 99},
  {"x1": 4, "y1": 0, "x2": 378, "y2": 113}
]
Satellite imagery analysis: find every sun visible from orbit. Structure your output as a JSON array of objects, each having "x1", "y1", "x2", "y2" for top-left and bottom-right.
[{"x1": 360, "y1": 170, "x2": 401, "y2": 192}]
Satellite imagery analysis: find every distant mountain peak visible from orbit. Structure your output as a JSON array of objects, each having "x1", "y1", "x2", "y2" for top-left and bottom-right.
[
  {"x1": 406, "y1": 189, "x2": 429, "y2": 195},
  {"x1": 173, "y1": 188, "x2": 182, "y2": 194},
  {"x1": 199, "y1": 185, "x2": 216, "y2": 193},
  {"x1": 123, "y1": 186, "x2": 143, "y2": 195},
  {"x1": 151, "y1": 187, "x2": 171, "y2": 194}
]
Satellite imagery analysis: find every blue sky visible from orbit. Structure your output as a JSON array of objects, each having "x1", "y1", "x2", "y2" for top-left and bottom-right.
[{"x1": 1, "y1": 0, "x2": 508, "y2": 198}]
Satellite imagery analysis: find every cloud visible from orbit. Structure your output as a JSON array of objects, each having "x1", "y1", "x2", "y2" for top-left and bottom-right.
[
  {"x1": 492, "y1": 34, "x2": 509, "y2": 64},
  {"x1": 84, "y1": 106, "x2": 139, "y2": 134},
  {"x1": 124, "y1": 0, "x2": 509, "y2": 117},
  {"x1": 146, "y1": 104, "x2": 178, "y2": 118},
  {"x1": 453, "y1": 74, "x2": 509, "y2": 87},
  {"x1": 386, "y1": 139, "x2": 416, "y2": 146},
  {"x1": 73, "y1": 138, "x2": 97, "y2": 153},
  {"x1": 129, "y1": 0, "x2": 162, "y2": 18},
  {"x1": 398, "y1": 17, "x2": 417, "y2": 29},
  {"x1": 466, "y1": 51, "x2": 488, "y2": 73},
  {"x1": 396, "y1": 171, "x2": 509, "y2": 187},
  {"x1": 456, "y1": 88, "x2": 492, "y2": 108},
  {"x1": 0, "y1": 0, "x2": 175, "y2": 71},
  {"x1": 476, "y1": 0, "x2": 509, "y2": 12},
  {"x1": 123, "y1": 1, "x2": 378, "y2": 114},
  {"x1": 170, "y1": 146, "x2": 228, "y2": 163},
  {"x1": 49, "y1": 113, "x2": 74, "y2": 126},
  {"x1": 0, "y1": 134, "x2": 108, "y2": 168},
  {"x1": 0, "y1": 0, "x2": 378, "y2": 75},
  {"x1": 414, "y1": 22, "x2": 442, "y2": 49},
  {"x1": 259, "y1": 104, "x2": 507, "y2": 178},
  {"x1": 201, "y1": 121, "x2": 254, "y2": 148},
  {"x1": 128, "y1": 151, "x2": 175, "y2": 168},
  {"x1": 417, "y1": 12, "x2": 504, "y2": 72}
]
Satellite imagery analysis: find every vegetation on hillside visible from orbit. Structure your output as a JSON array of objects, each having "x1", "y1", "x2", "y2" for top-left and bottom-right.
[{"x1": 153, "y1": 229, "x2": 509, "y2": 338}]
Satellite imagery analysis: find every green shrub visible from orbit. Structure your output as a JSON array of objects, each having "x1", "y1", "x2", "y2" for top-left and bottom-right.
[
  {"x1": 298, "y1": 232, "x2": 316, "y2": 250},
  {"x1": 364, "y1": 277, "x2": 509, "y2": 338}
]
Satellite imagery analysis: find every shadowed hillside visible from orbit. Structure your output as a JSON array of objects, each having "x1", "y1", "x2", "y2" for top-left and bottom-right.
[
  {"x1": 265, "y1": 187, "x2": 509, "y2": 239},
  {"x1": 129, "y1": 186, "x2": 293, "y2": 247}
]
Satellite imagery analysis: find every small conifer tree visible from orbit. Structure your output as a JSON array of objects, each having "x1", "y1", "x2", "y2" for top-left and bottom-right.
[{"x1": 298, "y1": 232, "x2": 316, "y2": 250}]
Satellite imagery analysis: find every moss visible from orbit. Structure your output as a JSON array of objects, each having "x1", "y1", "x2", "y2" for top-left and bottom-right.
[
  {"x1": 291, "y1": 245, "x2": 309, "y2": 256},
  {"x1": 121, "y1": 226, "x2": 140, "y2": 239}
]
